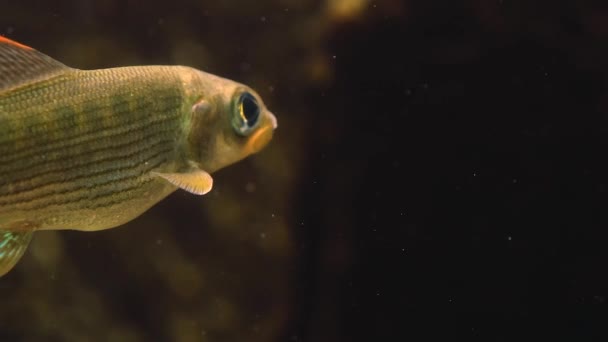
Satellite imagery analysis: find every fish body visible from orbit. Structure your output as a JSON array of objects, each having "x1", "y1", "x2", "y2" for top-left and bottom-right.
[{"x1": 0, "y1": 37, "x2": 277, "y2": 276}]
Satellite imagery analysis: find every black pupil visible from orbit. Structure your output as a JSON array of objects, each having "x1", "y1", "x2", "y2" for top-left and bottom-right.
[{"x1": 241, "y1": 94, "x2": 260, "y2": 127}]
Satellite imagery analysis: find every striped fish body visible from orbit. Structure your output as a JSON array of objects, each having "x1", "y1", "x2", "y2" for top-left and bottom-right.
[
  {"x1": 0, "y1": 37, "x2": 277, "y2": 276},
  {"x1": 0, "y1": 66, "x2": 191, "y2": 231}
]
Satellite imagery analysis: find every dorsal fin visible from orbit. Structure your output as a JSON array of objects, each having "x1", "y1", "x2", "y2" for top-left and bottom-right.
[{"x1": 0, "y1": 36, "x2": 71, "y2": 93}]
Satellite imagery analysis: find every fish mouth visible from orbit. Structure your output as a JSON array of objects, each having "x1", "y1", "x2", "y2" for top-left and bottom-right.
[
  {"x1": 268, "y1": 111, "x2": 278, "y2": 129},
  {"x1": 244, "y1": 111, "x2": 276, "y2": 154}
]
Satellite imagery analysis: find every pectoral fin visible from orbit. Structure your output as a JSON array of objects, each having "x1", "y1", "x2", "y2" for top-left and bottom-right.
[
  {"x1": 153, "y1": 168, "x2": 213, "y2": 195},
  {"x1": 0, "y1": 230, "x2": 33, "y2": 277}
]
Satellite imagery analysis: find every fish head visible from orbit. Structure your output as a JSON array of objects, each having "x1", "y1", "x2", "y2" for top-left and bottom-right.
[{"x1": 182, "y1": 68, "x2": 277, "y2": 173}]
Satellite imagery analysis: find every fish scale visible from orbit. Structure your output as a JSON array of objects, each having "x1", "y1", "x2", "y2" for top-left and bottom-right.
[
  {"x1": 0, "y1": 67, "x2": 186, "y2": 213},
  {"x1": 0, "y1": 99, "x2": 169, "y2": 166},
  {"x1": 0, "y1": 36, "x2": 277, "y2": 277},
  {"x1": 1, "y1": 92, "x2": 180, "y2": 175}
]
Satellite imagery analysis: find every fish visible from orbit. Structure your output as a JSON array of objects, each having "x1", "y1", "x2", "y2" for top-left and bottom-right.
[{"x1": 0, "y1": 36, "x2": 278, "y2": 277}]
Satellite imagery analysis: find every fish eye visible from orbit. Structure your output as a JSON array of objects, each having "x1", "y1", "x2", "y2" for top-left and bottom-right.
[{"x1": 232, "y1": 92, "x2": 260, "y2": 135}]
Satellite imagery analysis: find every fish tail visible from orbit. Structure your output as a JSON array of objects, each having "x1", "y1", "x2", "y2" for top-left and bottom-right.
[{"x1": 0, "y1": 229, "x2": 33, "y2": 277}]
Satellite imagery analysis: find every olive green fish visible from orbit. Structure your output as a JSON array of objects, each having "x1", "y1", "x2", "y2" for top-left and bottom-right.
[{"x1": 0, "y1": 37, "x2": 277, "y2": 277}]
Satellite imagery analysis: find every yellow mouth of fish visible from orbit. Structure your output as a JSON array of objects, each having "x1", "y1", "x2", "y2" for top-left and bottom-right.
[{"x1": 245, "y1": 111, "x2": 277, "y2": 154}]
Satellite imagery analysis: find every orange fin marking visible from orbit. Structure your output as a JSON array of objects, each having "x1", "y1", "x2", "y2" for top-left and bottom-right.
[{"x1": 0, "y1": 36, "x2": 33, "y2": 50}]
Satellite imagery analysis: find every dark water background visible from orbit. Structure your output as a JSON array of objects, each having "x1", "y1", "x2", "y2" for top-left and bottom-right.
[{"x1": 2, "y1": 0, "x2": 608, "y2": 341}]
